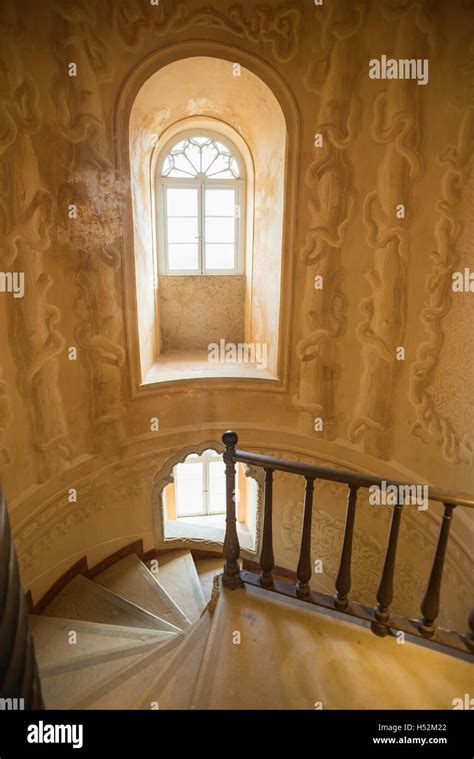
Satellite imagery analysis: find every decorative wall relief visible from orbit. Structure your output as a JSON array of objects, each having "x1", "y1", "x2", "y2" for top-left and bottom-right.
[
  {"x1": 348, "y1": 2, "x2": 431, "y2": 459},
  {"x1": 52, "y1": 0, "x2": 126, "y2": 451},
  {"x1": 0, "y1": 369, "x2": 13, "y2": 468},
  {"x1": 107, "y1": 0, "x2": 153, "y2": 51},
  {"x1": 408, "y1": 105, "x2": 474, "y2": 464},
  {"x1": 294, "y1": 0, "x2": 365, "y2": 439},
  {"x1": 14, "y1": 456, "x2": 152, "y2": 573},
  {"x1": 0, "y1": 5, "x2": 74, "y2": 482},
  {"x1": 151, "y1": 2, "x2": 301, "y2": 63}
]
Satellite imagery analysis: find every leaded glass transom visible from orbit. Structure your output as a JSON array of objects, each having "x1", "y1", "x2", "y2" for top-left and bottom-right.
[{"x1": 161, "y1": 135, "x2": 241, "y2": 179}]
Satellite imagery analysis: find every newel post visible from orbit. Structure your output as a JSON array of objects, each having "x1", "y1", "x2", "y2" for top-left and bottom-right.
[{"x1": 222, "y1": 431, "x2": 242, "y2": 589}]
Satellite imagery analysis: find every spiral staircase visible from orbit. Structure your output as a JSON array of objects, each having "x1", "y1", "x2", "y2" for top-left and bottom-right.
[{"x1": 26, "y1": 549, "x2": 472, "y2": 710}]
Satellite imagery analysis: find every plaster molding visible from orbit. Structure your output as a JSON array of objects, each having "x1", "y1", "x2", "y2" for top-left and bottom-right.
[
  {"x1": 0, "y1": 15, "x2": 74, "y2": 482},
  {"x1": 0, "y1": 368, "x2": 13, "y2": 468},
  {"x1": 408, "y1": 104, "x2": 474, "y2": 465},
  {"x1": 294, "y1": 0, "x2": 365, "y2": 439},
  {"x1": 348, "y1": 2, "x2": 430, "y2": 459},
  {"x1": 51, "y1": 1, "x2": 126, "y2": 449},
  {"x1": 148, "y1": 2, "x2": 301, "y2": 64}
]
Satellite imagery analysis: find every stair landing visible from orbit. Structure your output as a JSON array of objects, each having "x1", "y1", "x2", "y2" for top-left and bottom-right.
[{"x1": 192, "y1": 582, "x2": 472, "y2": 710}]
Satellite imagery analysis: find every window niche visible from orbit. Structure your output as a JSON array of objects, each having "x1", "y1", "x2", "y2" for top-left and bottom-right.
[
  {"x1": 124, "y1": 55, "x2": 291, "y2": 388},
  {"x1": 152, "y1": 441, "x2": 263, "y2": 551}
]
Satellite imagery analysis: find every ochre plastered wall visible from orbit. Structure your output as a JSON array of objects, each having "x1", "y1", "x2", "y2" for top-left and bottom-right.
[{"x1": 0, "y1": 0, "x2": 472, "y2": 626}]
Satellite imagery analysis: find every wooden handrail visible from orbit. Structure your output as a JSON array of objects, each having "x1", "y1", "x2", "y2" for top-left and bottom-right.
[
  {"x1": 221, "y1": 431, "x2": 474, "y2": 655},
  {"x1": 229, "y1": 448, "x2": 474, "y2": 509},
  {"x1": 0, "y1": 490, "x2": 44, "y2": 709}
]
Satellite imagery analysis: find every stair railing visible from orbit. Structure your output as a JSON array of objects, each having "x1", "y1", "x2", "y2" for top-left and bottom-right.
[
  {"x1": 0, "y1": 489, "x2": 44, "y2": 708},
  {"x1": 221, "y1": 431, "x2": 474, "y2": 655}
]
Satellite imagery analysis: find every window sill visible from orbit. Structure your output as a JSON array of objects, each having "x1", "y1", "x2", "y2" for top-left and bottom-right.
[
  {"x1": 143, "y1": 350, "x2": 277, "y2": 384},
  {"x1": 164, "y1": 514, "x2": 254, "y2": 549}
]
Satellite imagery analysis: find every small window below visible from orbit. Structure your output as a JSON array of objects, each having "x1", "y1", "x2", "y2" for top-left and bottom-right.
[
  {"x1": 160, "y1": 447, "x2": 258, "y2": 550},
  {"x1": 174, "y1": 450, "x2": 229, "y2": 517}
]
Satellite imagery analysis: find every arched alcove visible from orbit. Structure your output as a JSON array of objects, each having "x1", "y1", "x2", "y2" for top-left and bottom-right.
[
  {"x1": 116, "y1": 43, "x2": 299, "y2": 395},
  {"x1": 151, "y1": 439, "x2": 264, "y2": 552}
]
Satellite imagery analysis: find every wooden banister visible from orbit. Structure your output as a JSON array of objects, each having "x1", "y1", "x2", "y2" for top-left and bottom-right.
[
  {"x1": 334, "y1": 485, "x2": 359, "y2": 611},
  {"x1": 222, "y1": 431, "x2": 242, "y2": 589},
  {"x1": 296, "y1": 477, "x2": 315, "y2": 599},
  {"x1": 419, "y1": 504, "x2": 455, "y2": 637},
  {"x1": 371, "y1": 502, "x2": 403, "y2": 636},
  {"x1": 222, "y1": 431, "x2": 473, "y2": 656},
  {"x1": 260, "y1": 469, "x2": 274, "y2": 588},
  {"x1": 0, "y1": 490, "x2": 43, "y2": 708}
]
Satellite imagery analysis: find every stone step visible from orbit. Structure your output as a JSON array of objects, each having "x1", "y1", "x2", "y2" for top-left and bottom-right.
[
  {"x1": 87, "y1": 612, "x2": 213, "y2": 710},
  {"x1": 147, "y1": 550, "x2": 206, "y2": 623},
  {"x1": 195, "y1": 558, "x2": 223, "y2": 604},
  {"x1": 41, "y1": 639, "x2": 176, "y2": 709},
  {"x1": 41, "y1": 575, "x2": 181, "y2": 633},
  {"x1": 137, "y1": 610, "x2": 213, "y2": 710},
  {"x1": 29, "y1": 615, "x2": 174, "y2": 676},
  {"x1": 71, "y1": 632, "x2": 186, "y2": 709},
  {"x1": 94, "y1": 554, "x2": 190, "y2": 630}
]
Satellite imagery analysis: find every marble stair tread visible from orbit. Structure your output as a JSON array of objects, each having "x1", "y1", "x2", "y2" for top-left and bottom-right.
[
  {"x1": 72, "y1": 632, "x2": 186, "y2": 710},
  {"x1": 41, "y1": 575, "x2": 181, "y2": 633},
  {"x1": 94, "y1": 554, "x2": 190, "y2": 630},
  {"x1": 195, "y1": 558, "x2": 224, "y2": 604},
  {"x1": 146, "y1": 550, "x2": 206, "y2": 623},
  {"x1": 41, "y1": 638, "x2": 177, "y2": 710},
  {"x1": 192, "y1": 583, "x2": 474, "y2": 710},
  {"x1": 29, "y1": 615, "x2": 173, "y2": 675},
  {"x1": 136, "y1": 610, "x2": 213, "y2": 710}
]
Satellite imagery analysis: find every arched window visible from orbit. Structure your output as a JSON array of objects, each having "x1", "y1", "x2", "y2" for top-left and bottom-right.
[
  {"x1": 123, "y1": 54, "x2": 296, "y2": 386},
  {"x1": 156, "y1": 132, "x2": 246, "y2": 275}
]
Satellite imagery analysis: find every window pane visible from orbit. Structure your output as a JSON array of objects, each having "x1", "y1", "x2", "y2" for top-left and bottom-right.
[
  {"x1": 205, "y1": 217, "x2": 235, "y2": 244},
  {"x1": 166, "y1": 188, "x2": 198, "y2": 216},
  {"x1": 201, "y1": 142, "x2": 218, "y2": 174},
  {"x1": 168, "y1": 244, "x2": 199, "y2": 271},
  {"x1": 175, "y1": 463, "x2": 204, "y2": 516},
  {"x1": 206, "y1": 152, "x2": 231, "y2": 177},
  {"x1": 205, "y1": 244, "x2": 235, "y2": 270},
  {"x1": 205, "y1": 188, "x2": 236, "y2": 216},
  {"x1": 208, "y1": 460, "x2": 236, "y2": 514},
  {"x1": 172, "y1": 152, "x2": 198, "y2": 176},
  {"x1": 167, "y1": 217, "x2": 198, "y2": 244},
  {"x1": 184, "y1": 142, "x2": 201, "y2": 173}
]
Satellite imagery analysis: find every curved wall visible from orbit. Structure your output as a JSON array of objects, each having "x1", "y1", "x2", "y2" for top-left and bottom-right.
[{"x1": 0, "y1": 0, "x2": 471, "y2": 631}]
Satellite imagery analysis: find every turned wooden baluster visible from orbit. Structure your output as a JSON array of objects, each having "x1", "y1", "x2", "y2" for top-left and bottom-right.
[
  {"x1": 466, "y1": 609, "x2": 474, "y2": 654},
  {"x1": 260, "y1": 469, "x2": 274, "y2": 588},
  {"x1": 419, "y1": 503, "x2": 455, "y2": 637},
  {"x1": 371, "y1": 502, "x2": 403, "y2": 636},
  {"x1": 296, "y1": 476, "x2": 315, "y2": 600},
  {"x1": 334, "y1": 485, "x2": 359, "y2": 611},
  {"x1": 222, "y1": 431, "x2": 242, "y2": 589}
]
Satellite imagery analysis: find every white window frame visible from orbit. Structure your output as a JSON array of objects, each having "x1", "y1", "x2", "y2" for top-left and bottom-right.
[
  {"x1": 174, "y1": 451, "x2": 232, "y2": 518},
  {"x1": 156, "y1": 131, "x2": 246, "y2": 276}
]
